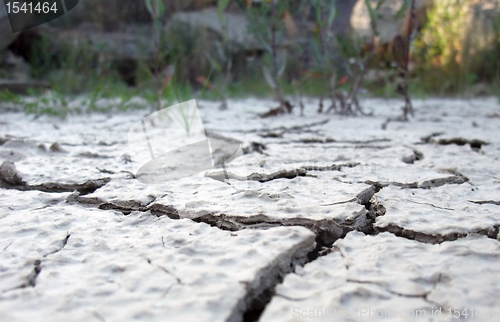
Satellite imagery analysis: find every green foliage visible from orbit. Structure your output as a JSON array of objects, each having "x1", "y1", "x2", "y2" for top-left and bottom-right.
[
  {"x1": 161, "y1": 24, "x2": 211, "y2": 84},
  {"x1": 413, "y1": 0, "x2": 500, "y2": 94},
  {"x1": 246, "y1": 0, "x2": 302, "y2": 110},
  {"x1": 167, "y1": 100, "x2": 198, "y2": 135},
  {"x1": 247, "y1": 2, "x2": 285, "y2": 55},
  {"x1": 7, "y1": 0, "x2": 500, "y2": 118},
  {"x1": 413, "y1": 0, "x2": 468, "y2": 93},
  {"x1": 145, "y1": 0, "x2": 166, "y2": 19},
  {"x1": 28, "y1": 33, "x2": 128, "y2": 95},
  {"x1": 217, "y1": 0, "x2": 230, "y2": 22},
  {"x1": 310, "y1": 0, "x2": 338, "y2": 72},
  {"x1": 0, "y1": 90, "x2": 21, "y2": 103},
  {"x1": 201, "y1": 0, "x2": 239, "y2": 109},
  {"x1": 365, "y1": 0, "x2": 378, "y2": 37}
]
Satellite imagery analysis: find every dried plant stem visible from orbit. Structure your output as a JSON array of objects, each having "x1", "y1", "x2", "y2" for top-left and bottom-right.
[
  {"x1": 270, "y1": 2, "x2": 286, "y2": 111},
  {"x1": 401, "y1": 0, "x2": 416, "y2": 120}
]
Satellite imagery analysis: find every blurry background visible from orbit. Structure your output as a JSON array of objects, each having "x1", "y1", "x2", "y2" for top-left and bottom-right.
[{"x1": 0, "y1": 0, "x2": 499, "y2": 113}]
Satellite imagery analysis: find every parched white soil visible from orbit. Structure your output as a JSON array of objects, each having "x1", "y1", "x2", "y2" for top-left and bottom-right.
[{"x1": 0, "y1": 97, "x2": 499, "y2": 321}]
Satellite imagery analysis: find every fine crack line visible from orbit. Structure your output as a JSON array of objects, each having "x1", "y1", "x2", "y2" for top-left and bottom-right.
[
  {"x1": 160, "y1": 284, "x2": 176, "y2": 299},
  {"x1": 375, "y1": 224, "x2": 500, "y2": 244},
  {"x1": 333, "y1": 170, "x2": 469, "y2": 190},
  {"x1": 346, "y1": 279, "x2": 386, "y2": 287},
  {"x1": 322, "y1": 185, "x2": 380, "y2": 207},
  {"x1": 145, "y1": 258, "x2": 183, "y2": 284},
  {"x1": 96, "y1": 167, "x2": 136, "y2": 179},
  {"x1": 273, "y1": 293, "x2": 310, "y2": 302},
  {"x1": 3, "y1": 241, "x2": 13, "y2": 251},
  {"x1": 3, "y1": 260, "x2": 42, "y2": 292},
  {"x1": 332, "y1": 245, "x2": 349, "y2": 270},
  {"x1": 407, "y1": 200, "x2": 455, "y2": 210},
  {"x1": 145, "y1": 256, "x2": 184, "y2": 284},
  {"x1": 2, "y1": 233, "x2": 72, "y2": 293},
  {"x1": 375, "y1": 224, "x2": 468, "y2": 244},
  {"x1": 344, "y1": 279, "x2": 442, "y2": 309},
  {"x1": 208, "y1": 120, "x2": 330, "y2": 134},
  {"x1": 345, "y1": 264, "x2": 443, "y2": 306},
  {"x1": 338, "y1": 241, "x2": 442, "y2": 303},
  {"x1": 321, "y1": 198, "x2": 355, "y2": 206},
  {"x1": 294, "y1": 138, "x2": 391, "y2": 144},
  {"x1": 424, "y1": 273, "x2": 445, "y2": 308},
  {"x1": 158, "y1": 266, "x2": 183, "y2": 284},
  {"x1": 385, "y1": 289, "x2": 430, "y2": 299},
  {"x1": 44, "y1": 232, "x2": 71, "y2": 257},
  {"x1": 27, "y1": 260, "x2": 42, "y2": 287},
  {"x1": 90, "y1": 310, "x2": 106, "y2": 322}
]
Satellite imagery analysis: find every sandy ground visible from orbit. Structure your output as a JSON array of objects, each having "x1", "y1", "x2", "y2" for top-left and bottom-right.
[{"x1": 0, "y1": 97, "x2": 499, "y2": 321}]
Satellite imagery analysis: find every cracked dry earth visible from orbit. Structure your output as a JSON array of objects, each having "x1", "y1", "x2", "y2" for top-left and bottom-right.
[{"x1": 0, "y1": 97, "x2": 499, "y2": 322}]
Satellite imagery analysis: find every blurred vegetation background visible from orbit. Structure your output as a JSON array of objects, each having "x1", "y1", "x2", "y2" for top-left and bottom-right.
[{"x1": 0, "y1": 0, "x2": 499, "y2": 113}]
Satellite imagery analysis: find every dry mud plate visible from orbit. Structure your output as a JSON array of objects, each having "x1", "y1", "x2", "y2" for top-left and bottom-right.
[{"x1": 0, "y1": 97, "x2": 499, "y2": 321}]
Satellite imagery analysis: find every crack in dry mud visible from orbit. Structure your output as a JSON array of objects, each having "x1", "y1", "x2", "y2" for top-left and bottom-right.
[
  {"x1": 5, "y1": 171, "x2": 484, "y2": 322},
  {"x1": 233, "y1": 235, "x2": 314, "y2": 322},
  {"x1": 470, "y1": 200, "x2": 500, "y2": 206},
  {"x1": 44, "y1": 233, "x2": 71, "y2": 257},
  {"x1": 355, "y1": 170, "x2": 469, "y2": 190},
  {"x1": 206, "y1": 162, "x2": 360, "y2": 183},
  {"x1": 90, "y1": 311, "x2": 106, "y2": 322},
  {"x1": 235, "y1": 184, "x2": 386, "y2": 322},
  {"x1": 407, "y1": 200, "x2": 455, "y2": 210},
  {"x1": 419, "y1": 133, "x2": 488, "y2": 151},
  {"x1": 4, "y1": 233, "x2": 72, "y2": 292},
  {"x1": 75, "y1": 196, "x2": 180, "y2": 219},
  {"x1": 26, "y1": 260, "x2": 42, "y2": 288},
  {"x1": 339, "y1": 248, "x2": 444, "y2": 308},
  {"x1": 432, "y1": 138, "x2": 487, "y2": 150},
  {"x1": 67, "y1": 180, "x2": 384, "y2": 322},
  {"x1": 209, "y1": 120, "x2": 330, "y2": 135},
  {"x1": 419, "y1": 132, "x2": 445, "y2": 144},
  {"x1": 68, "y1": 174, "x2": 462, "y2": 321},
  {"x1": 1, "y1": 161, "x2": 111, "y2": 195},
  {"x1": 419, "y1": 172, "x2": 469, "y2": 189},
  {"x1": 145, "y1": 257, "x2": 183, "y2": 285},
  {"x1": 2, "y1": 260, "x2": 42, "y2": 293},
  {"x1": 0, "y1": 162, "x2": 484, "y2": 322},
  {"x1": 205, "y1": 168, "x2": 306, "y2": 183},
  {"x1": 0, "y1": 155, "x2": 488, "y2": 322},
  {"x1": 96, "y1": 167, "x2": 136, "y2": 178},
  {"x1": 374, "y1": 223, "x2": 500, "y2": 244},
  {"x1": 0, "y1": 178, "x2": 112, "y2": 195},
  {"x1": 301, "y1": 162, "x2": 360, "y2": 172},
  {"x1": 294, "y1": 138, "x2": 391, "y2": 145},
  {"x1": 191, "y1": 214, "x2": 349, "y2": 261}
]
